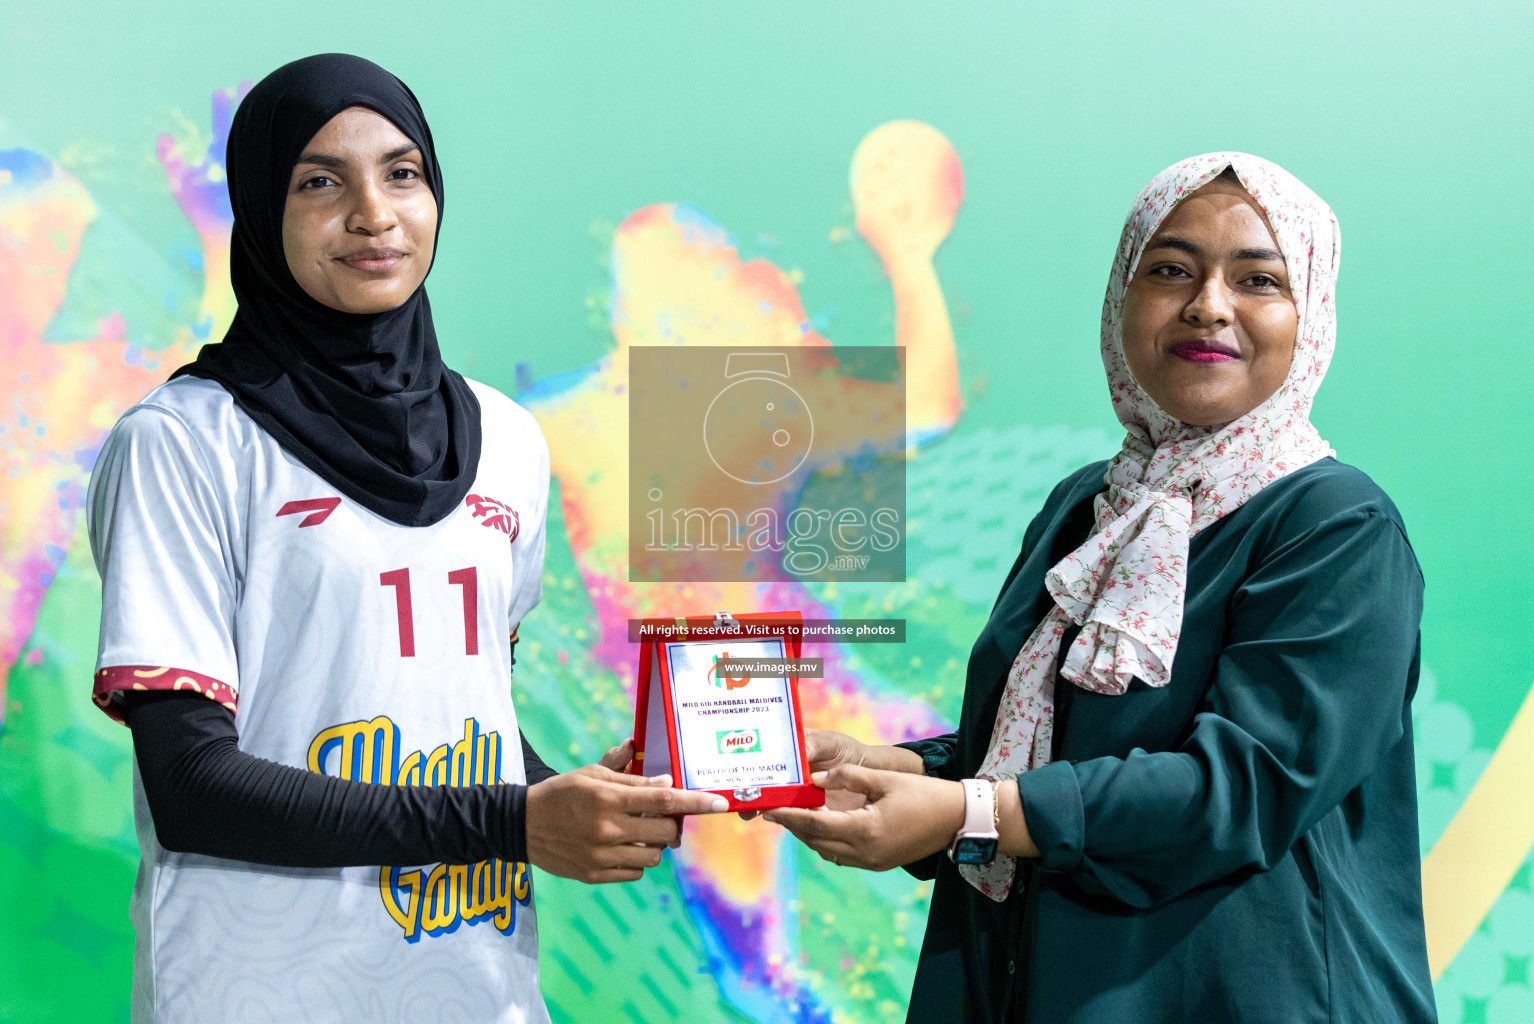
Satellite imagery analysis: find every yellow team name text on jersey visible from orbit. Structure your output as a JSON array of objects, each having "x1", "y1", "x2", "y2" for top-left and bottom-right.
[{"x1": 307, "y1": 715, "x2": 533, "y2": 942}]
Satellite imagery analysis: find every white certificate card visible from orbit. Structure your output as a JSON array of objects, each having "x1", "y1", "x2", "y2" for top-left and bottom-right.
[{"x1": 664, "y1": 638, "x2": 804, "y2": 792}]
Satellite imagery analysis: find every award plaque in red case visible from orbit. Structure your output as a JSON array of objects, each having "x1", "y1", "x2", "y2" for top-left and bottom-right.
[{"x1": 629, "y1": 611, "x2": 824, "y2": 813}]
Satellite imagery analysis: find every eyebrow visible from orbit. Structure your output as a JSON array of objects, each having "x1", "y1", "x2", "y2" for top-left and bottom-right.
[
  {"x1": 293, "y1": 143, "x2": 421, "y2": 170},
  {"x1": 1146, "y1": 235, "x2": 1284, "y2": 262}
]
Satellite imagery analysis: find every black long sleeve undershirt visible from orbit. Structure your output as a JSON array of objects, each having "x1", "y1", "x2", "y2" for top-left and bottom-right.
[{"x1": 125, "y1": 684, "x2": 558, "y2": 868}]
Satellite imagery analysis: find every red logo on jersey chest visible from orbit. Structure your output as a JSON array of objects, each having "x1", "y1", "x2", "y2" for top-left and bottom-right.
[
  {"x1": 466, "y1": 493, "x2": 520, "y2": 542},
  {"x1": 276, "y1": 497, "x2": 341, "y2": 527}
]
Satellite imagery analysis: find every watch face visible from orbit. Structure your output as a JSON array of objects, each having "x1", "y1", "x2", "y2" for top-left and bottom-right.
[{"x1": 949, "y1": 836, "x2": 999, "y2": 866}]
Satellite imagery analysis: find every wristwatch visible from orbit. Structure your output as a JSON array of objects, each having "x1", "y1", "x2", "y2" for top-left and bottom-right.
[{"x1": 948, "y1": 778, "x2": 1000, "y2": 865}]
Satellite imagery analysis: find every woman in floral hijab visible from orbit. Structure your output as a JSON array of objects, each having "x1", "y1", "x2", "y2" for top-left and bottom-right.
[{"x1": 765, "y1": 154, "x2": 1435, "y2": 1023}]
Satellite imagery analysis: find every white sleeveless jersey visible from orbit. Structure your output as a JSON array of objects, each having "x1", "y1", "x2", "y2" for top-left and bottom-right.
[{"x1": 86, "y1": 374, "x2": 552, "y2": 1024}]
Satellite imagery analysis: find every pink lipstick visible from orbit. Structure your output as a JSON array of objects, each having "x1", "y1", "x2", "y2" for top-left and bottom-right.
[{"x1": 1169, "y1": 339, "x2": 1240, "y2": 363}]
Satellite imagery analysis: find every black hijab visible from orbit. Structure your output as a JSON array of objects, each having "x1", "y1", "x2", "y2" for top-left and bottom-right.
[{"x1": 174, "y1": 52, "x2": 479, "y2": 527}]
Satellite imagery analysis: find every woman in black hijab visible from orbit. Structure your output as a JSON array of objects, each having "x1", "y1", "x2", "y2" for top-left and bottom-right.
[
  {"x1": 176, "y1": 52, "x2": 476, "y2": 526},
  {"x1": 87, "y1": 54, "x2": 724, "y2": 1024}
]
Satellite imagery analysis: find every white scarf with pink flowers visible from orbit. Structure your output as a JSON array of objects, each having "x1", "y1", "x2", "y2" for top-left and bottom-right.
[{"x1": 962, "y1": 153, "x2": 1340, "y2": 901}]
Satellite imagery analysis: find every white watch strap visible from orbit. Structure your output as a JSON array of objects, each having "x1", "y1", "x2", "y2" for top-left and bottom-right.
[{"x1": 959, "y1": 778, "x2": 998, "y2": 837}]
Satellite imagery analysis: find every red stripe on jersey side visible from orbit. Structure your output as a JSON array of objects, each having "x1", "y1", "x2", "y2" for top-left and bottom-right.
[
  {"x1": 276, "y1": 497, "x2": 342, "y2": 527},
  {"x1": 92, "y1": 665, "x2": 238, "y2": 726}
]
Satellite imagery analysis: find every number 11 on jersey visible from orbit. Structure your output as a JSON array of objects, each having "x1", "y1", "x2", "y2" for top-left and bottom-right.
[{"x1": 380, "y1": 567, "x2": 480, "y2": 657}]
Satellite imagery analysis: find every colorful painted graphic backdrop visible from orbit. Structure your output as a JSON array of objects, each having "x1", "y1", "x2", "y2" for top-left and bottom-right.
[{"x1": 4, "y1": 4, "x2": 1533, "y2": 1023}]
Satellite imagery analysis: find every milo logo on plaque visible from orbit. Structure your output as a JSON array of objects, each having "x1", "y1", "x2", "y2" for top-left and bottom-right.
[{"x1": 716, "y1": 729, "x2": 761, "y2": 755}]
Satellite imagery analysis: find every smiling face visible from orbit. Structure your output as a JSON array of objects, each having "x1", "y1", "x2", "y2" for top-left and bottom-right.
[
  {"x1": 1120, "y1": 176, "x2": 1298, "y2": 427},
  {"x1": 281, "y1": 106, "x2": 438, "y2": 314}
]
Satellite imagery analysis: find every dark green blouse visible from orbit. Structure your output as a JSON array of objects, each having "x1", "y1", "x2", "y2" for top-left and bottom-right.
[{"x1": 898, "y1": 458, "x2": 1435, "y2": 1024}]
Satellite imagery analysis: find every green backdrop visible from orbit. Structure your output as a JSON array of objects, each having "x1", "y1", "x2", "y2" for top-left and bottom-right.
[{"x1": 3, "y1": 3, "x2": 1533, "y2": 1022}]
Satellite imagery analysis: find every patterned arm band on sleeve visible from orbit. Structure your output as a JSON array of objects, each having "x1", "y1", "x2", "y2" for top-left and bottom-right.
[{"x1": 92, "y1": 665, "x2": 238, "y2": 725}]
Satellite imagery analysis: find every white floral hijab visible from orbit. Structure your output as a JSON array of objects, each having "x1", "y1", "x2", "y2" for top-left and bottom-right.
[{"x1": 962, "y1": 153, "x2": 1340, "y2": 901}]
